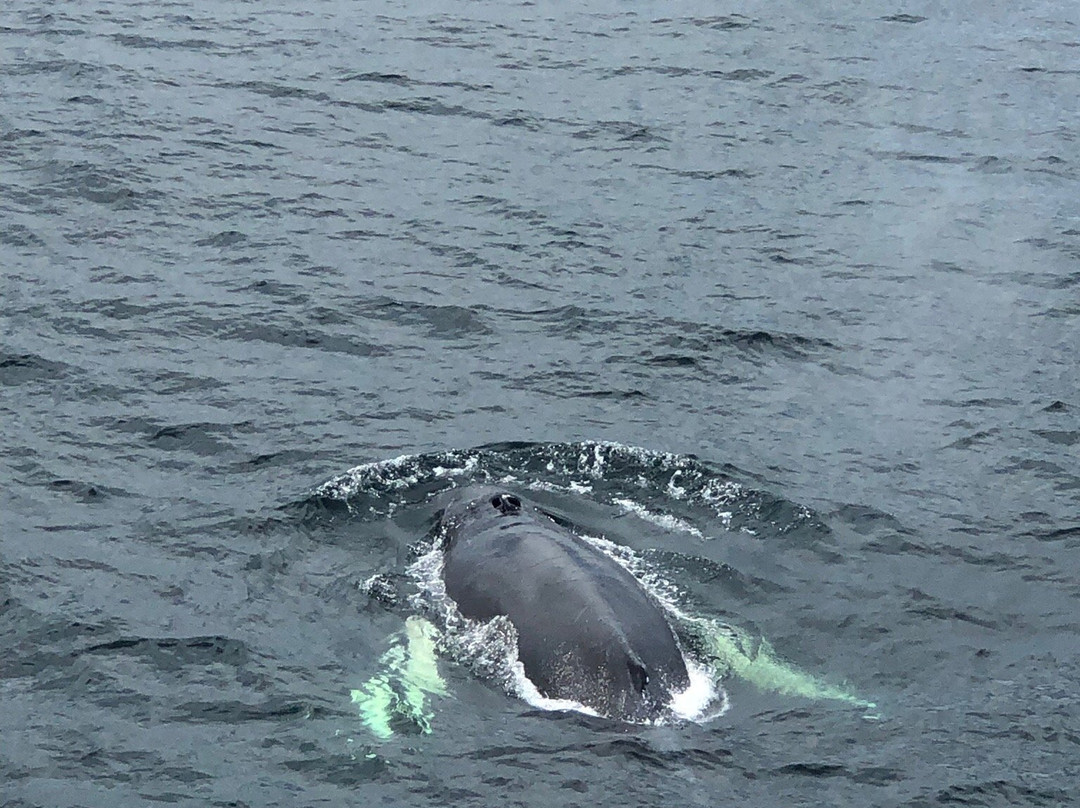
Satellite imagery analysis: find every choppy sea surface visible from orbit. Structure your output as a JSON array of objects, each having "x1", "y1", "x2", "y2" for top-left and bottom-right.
[{"x1": 2, "y1": 0, "x2": 1078, "y2": 805}]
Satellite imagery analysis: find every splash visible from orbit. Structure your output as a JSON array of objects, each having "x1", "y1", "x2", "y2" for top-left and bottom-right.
[
  {"x1": 327, "y1": 442, "x2": 872, "y2": 736},
  {"x1": 310, "y1": 440, "x2": 757, "y2": 529},
  {"x1": 612, "y1": 496, "x2": 706, "y2": 538}
]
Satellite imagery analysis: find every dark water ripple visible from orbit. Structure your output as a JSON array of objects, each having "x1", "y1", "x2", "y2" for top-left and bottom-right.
[{"x1": 2, "y1": 0, "x2": 1079, "y2": 806}]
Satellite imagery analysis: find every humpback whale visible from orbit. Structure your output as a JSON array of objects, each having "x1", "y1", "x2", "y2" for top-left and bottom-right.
[{"x1": 439, "y1": 485, "x2": 690, "y2": 721}]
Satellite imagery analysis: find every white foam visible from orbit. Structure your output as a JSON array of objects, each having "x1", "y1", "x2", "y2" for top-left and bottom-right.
[
  {"x1": 579, "y1": 533, "x2": 684, "y2": 609},
  {"x1": 524, "y1": 479, "x2": 563, "y2": 493},
  {"x1": 671, "y1": 659, "x2": 728, "y2": 721},
  {"x1": 506, "y1": 659, "x2": 600, "y2": 717},
  {"x1": 315, "y1": 451, "x2": 479, "y2": 501},
  {"x1": 612, "y1": 497, "x2": 705, "y2": 539},
  {"x1": 577, "y1": 442, "x2": 609, "y2": 478}
]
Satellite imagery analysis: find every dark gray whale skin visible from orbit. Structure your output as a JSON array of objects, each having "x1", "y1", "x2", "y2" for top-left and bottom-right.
[{"x1": 439, "y1": 485, "x2": 690, "y2": 721}]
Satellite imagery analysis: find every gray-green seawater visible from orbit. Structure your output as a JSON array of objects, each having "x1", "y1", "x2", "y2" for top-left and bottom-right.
[{"x1": 2, "y1": 1, "x2": 1077, "y2": 805}]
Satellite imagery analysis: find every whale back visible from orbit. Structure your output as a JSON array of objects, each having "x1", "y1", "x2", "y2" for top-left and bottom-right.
[{"x1": 440, "y1": 486, "x2": 689, "y2": 720}]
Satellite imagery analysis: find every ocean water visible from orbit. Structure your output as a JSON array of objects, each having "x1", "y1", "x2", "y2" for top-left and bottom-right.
[{"x1": 2, "y1": 0, "x2": 1078, "y2": 805}]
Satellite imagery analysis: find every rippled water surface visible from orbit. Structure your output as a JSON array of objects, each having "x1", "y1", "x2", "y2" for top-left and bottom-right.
[{"x1": 2, "y1": 0, "x2": 1078, "y2": 805}]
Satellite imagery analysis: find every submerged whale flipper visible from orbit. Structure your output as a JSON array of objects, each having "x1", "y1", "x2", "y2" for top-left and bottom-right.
[
  {"x1": 439, "y1": 485, "x2": 691, "y2": 721},
  {"x1": 677, "y1": 614, "x2": 877, "y2": 715},
  {"x1": 351, "y1": 616, "x2": 448, "y2": 739}
]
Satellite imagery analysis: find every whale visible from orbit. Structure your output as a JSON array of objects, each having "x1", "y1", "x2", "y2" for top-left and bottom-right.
[{"x1": 438, "y1": 485, "x2": 690, "y2": 721}]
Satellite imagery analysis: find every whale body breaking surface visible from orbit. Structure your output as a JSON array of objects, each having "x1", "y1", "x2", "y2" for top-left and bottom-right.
[{"x1": 438, "y1": 485, "x2": 692, "y2": 722}]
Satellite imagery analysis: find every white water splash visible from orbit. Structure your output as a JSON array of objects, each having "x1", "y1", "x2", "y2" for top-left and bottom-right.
[
  {"x1": 671, "y1": 659, "x2": 729, "y2": 721},
  {"x1": 315, "y1": 451, "x2": 479, "y2": 502},
  {"x1": 612, "y1": 496, "x2": 705, "y2": 539}
]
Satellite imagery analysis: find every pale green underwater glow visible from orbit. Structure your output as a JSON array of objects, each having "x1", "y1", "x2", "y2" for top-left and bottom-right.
[
  {"x1": 679, "y1": 614, "x2": 878, "y2": 714},
  {"x1": 351, "y1": 616, "x2": 447, "y2": 740}
]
